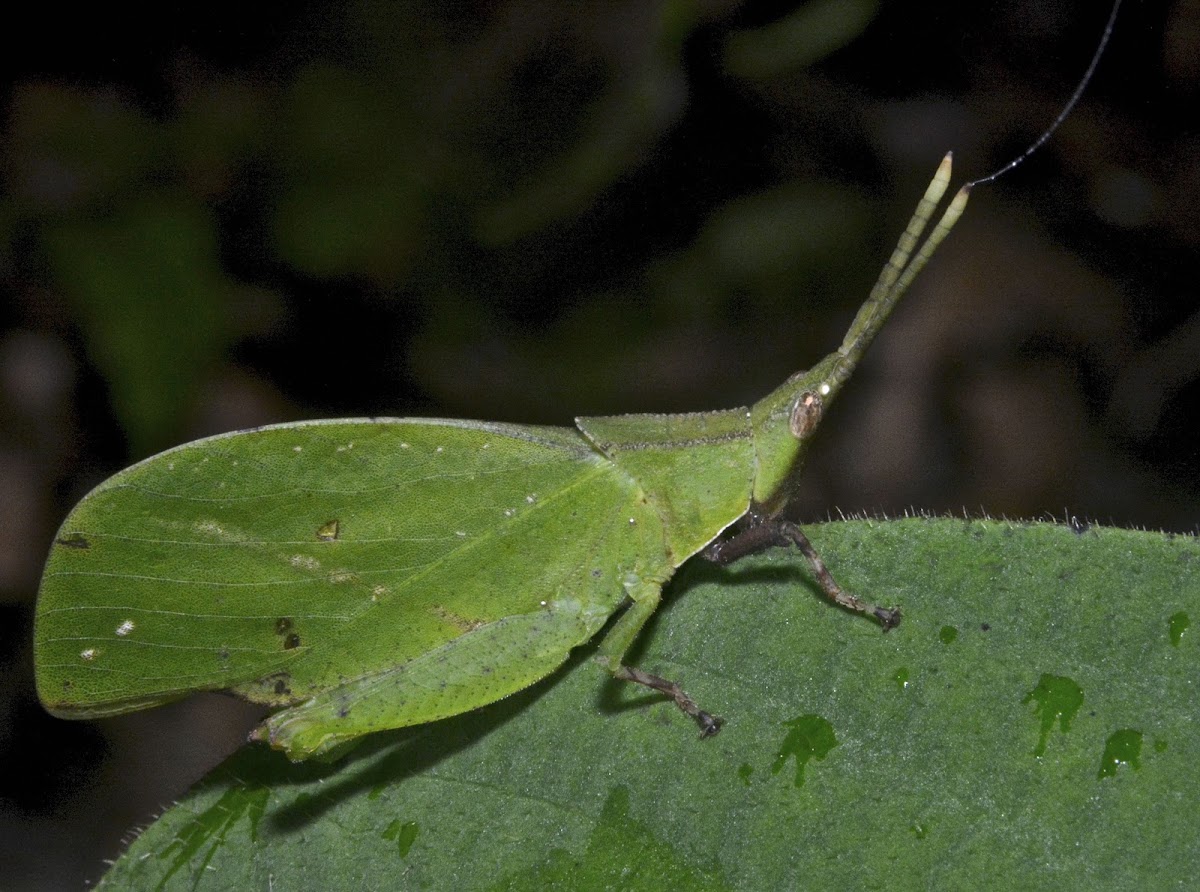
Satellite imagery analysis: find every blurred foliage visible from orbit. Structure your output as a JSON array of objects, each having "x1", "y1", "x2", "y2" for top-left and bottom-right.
[
  {"x1": 724, "y1": 0, "x2": 879, "y2": 78},
  {"x1": 3, "y1": 0, "x2": 895, "y2": 457},
  {"x1": 45, "y1": 201, "x2": 231, "y2": 454}
]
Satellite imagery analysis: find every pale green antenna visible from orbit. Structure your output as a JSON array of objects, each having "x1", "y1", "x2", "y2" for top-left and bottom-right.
[{"x1": 826, "y1": 153, "x2": 969, "y2": 395}]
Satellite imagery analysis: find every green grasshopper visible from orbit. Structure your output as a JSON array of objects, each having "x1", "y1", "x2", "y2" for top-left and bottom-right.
[
  {"x1": 33, "y1": 0, "x2": 1125, "y2": 762},
  {"x1": 33, "y1": 157, "x2": 968, "y2": 759}
]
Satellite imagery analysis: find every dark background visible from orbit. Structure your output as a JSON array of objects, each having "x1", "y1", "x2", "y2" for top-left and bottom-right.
[{"x1": 2, "y1": 0, "x2": 1196, "y2": 887}]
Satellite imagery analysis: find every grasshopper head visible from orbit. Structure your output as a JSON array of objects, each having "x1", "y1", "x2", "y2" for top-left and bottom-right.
[{"x1": 748, "y1": 154, "x2": 969, "y2": 516}]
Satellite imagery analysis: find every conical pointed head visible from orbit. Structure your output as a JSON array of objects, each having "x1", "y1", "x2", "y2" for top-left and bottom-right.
[{"x1": 748, "y1": 155, "x2": 969, "y2": 515}]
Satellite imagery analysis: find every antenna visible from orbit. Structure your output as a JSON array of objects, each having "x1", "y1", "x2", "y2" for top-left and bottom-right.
[
  {"x1": 828, "y1": 0, "x2": 1125, "y2": 393},
  {"x1": 964, "y1": 0, "x2": 1123, "y2": 190}
]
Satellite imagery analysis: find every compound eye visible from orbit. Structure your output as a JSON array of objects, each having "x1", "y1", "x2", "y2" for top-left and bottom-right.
[{"x1": 789, "y1": 391, "x2": 824, "y2": 439}]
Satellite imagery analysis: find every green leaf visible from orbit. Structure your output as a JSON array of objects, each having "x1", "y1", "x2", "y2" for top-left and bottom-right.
[
  {"x1": 44, "y1": 199, "x2": 232, "y2": 454},
  {"x1": 724, "y1": 0, "x2": 880, "y2": 80},
  {"x1": 97, "y1": 518, "x2": 1200, "y2": 889}
]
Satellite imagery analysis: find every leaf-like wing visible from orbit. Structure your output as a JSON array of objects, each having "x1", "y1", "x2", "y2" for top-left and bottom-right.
[{"x1": 35, "y1": 418, "x2": 667, "y2": 723}]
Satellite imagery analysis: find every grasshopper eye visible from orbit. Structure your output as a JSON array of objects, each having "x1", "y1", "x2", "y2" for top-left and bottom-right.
[{"x1": 789, "y1": 391, "x2": 824, "y2": 439}]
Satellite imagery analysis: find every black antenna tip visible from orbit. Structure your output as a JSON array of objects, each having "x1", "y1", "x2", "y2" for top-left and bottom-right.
[{"x1": 966, "y1": 0, "x2": 1121, "y2": 188}]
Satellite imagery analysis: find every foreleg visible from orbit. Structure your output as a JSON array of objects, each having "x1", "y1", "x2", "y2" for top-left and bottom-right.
[{"x1": 703, "y1": 520, "x2": 900, "y2": 630}]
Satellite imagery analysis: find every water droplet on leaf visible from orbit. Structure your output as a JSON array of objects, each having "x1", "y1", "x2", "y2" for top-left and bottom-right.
[
  {"x1": 1098, "y1": 728, "x2": 1143, "y2": 779},
  {"x1": 1022, "y1": 674, "x2": 1084, "y2": 757},
  {"x1": 771, "y1": 714, "x2": 838, "y2": 788},
  {"x1": 1169, "y1": 611, "x2": 1189, "y2": 647}
]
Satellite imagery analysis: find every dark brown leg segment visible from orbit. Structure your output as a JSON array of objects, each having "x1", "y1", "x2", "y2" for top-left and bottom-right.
[
  {"x1": 614, "y1": 665, "x2": 723, "y2": 738},
  {"x1": 703, "y1": 520, "x2": 901, "y2": 630}
]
